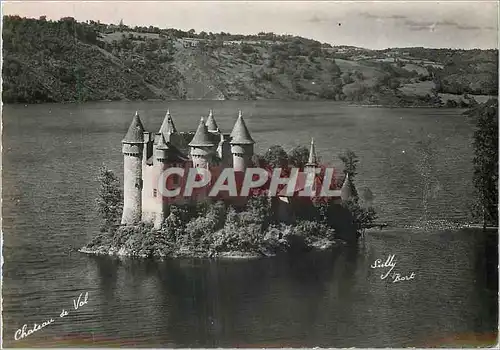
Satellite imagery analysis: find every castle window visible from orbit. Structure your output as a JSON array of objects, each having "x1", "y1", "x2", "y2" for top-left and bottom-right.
[
  {"x1": 135, "y1": 179, "x2": 143, "y2": 190},
  {"x1": 153, "y1": 189, "x2": 157, "y2": 197}
]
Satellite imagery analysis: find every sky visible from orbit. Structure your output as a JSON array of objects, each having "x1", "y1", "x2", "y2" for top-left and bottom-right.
[{"x1": 2, "y1": 1, "x2": 498, "y2": 49}]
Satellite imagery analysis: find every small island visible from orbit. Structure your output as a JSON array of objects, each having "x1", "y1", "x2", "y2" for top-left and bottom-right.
[{"x1": 80, "y1": 109, "x2": 377, "y2": 259}]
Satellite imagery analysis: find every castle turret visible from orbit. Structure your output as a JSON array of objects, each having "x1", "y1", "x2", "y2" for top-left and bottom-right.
[
  {"x1": 156, "y1": 110, "x2": 182, "y2": 148},
  {"x1": 189, "y1": 117, "x2": 215, "y2": 168},
  {"x1": 340, "y1": 173, "x2": 353, "y2": 201},
  {"x1": 230, "y1": 111, "x2": 254, "y2": 172},
  {"x1": 159, "y1": 110, "x2": 177, "y2": 135},
  {"x1": 217, "y1": 130, "x2": 232, "y2": 166},
  {"x1": 122, "y1": 111, "x2": 145, "y2": 225},
  {"x1": 155, "y1": 133, "x2": 170, "y2": 158},
  {"x1": 205, "y1": 110, "x2": 219, "y2": 133},
  {"x1": 305, "y1": 138, "x2": 318, "y2": 173},
  {"x1": 304, "y1": 138, "x2": 319, "y2": 193}
]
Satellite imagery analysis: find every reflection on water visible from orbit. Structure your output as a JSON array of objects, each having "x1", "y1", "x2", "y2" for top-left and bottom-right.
[
  {"x1": 2, "y1": 101, "x2": 497, "y2": 347},
  {"x1": 4, "y1": 229, "x2": 497, "y2": 348}
]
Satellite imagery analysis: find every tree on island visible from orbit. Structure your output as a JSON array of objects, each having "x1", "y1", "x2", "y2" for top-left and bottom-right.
[
  {"x1": 259, "y1": 146, "x2": 377, "y2": 236},
  {"x1": 339, "y1": 149, "x2": 359, "y2": 198},
  {"x1": 288, "y1": 145, "x2": 310, "y2": 169},
  {"x1": 467, "y1": 99, "x2": 498, "y2": 230},
  {"x1": 338, "y1": 150, "x2": 376, "y2": 235},
  {"x1": 260, "y1": 144, "x2": 318, "y2": 170},
  {"x1": 96, "y1": 166, "x2": 123, "y2": 232},
  {"x1": 263, "y1": 145, "x2": 289, "y2": 169}
]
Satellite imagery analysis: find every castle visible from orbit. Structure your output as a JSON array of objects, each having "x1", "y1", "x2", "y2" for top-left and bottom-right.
[{"x1": 121, "y1": 109, "x2": 352, "y2": 229}]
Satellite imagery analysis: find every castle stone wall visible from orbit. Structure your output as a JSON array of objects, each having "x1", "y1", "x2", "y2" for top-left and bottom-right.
[
  {"x1": 122, "y1": 153, "x2": 143, "y2": 225},
  {"x1": 141, "y1": 163, "x2": 156, "y2": 224},
  {"x1": 231, "y1": 144, "x2": 253, "y2": 171}
]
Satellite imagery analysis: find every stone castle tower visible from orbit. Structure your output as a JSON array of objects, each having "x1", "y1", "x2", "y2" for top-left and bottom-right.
[
  {"x1": 189, "y1": 117, "x2": 216, "y2": 169},
  {"x1": 121, "y1": 109, "x2": 254, "y2": 228},
  {"x1": 121, "y1": 112, "x2": 144, "y2": 225},
  {"x1": 230, "y1": 111, "x2": 254, "y2": 172}
]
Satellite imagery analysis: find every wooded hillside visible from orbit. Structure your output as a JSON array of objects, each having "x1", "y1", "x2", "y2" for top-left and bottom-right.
[{"x1": 3, "y1": 16, "x2": 498, "y2": 106}]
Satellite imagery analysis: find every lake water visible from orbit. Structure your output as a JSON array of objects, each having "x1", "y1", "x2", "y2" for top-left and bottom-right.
[{"x1": 2, "y1": 101, "x2": 498, "y2": 347}]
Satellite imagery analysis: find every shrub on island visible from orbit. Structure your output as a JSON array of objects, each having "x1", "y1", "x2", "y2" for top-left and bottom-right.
[{"x1": 82, "y1": 197, "x2": 343, "y2": 259}]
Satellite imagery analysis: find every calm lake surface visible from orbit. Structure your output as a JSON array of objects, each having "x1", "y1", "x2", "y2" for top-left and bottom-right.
[{"x1": 2, "y1": 101, "x2": 498, "y2": 347}]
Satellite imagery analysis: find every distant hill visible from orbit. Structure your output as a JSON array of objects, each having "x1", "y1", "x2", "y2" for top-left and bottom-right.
[{"x1": 2, "y1": 16, "x2": 498, "y2": 106}]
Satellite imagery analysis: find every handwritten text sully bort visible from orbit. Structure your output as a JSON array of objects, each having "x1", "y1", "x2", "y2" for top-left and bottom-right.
[{"x1": 370, "y1": 254, "x2": 415, "y2": 283}]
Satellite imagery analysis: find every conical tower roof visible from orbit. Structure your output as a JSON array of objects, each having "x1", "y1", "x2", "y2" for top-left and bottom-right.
[
  {"x1": 156, "y1": 133, "x2": 170, "y2": 150},
  {"x1": 340, "y1": 173, "x2": 353, "y2": 201},
  {"x1": 230, "y1": 111, "x2": 254, "y2": 145},
  {"x1": 306, "y1": 138, "x2": 318, "y2": 166},
  {"x1": 159, "y1": 110, "x2": 177, "y2": 135},
  {"x1": 205, "y1": 110, "x2": 219, "y2": 132},
  {"x1": 189, "y1": 117, "x2": 215, "y2": 147},
  {"x1": 123, "y1": 111, "x2": 145, "y2": 143}
]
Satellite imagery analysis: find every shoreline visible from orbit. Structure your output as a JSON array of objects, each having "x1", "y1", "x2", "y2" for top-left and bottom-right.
[
  {"x1": 78, "y1": 246, "x2": 265, "y2": 259},
  {"x1": 3, "y1": 98, "x2": 478, "y2": 109},
  {"x1": 78, "y1": 237, "x2": 345, "y2": 260},
  {"x1": 78, "y1": 222, "x2": 494, "y2": 261},
  {"x1": 365, "y1": 222, "x2": 496, "y2": 232}
]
